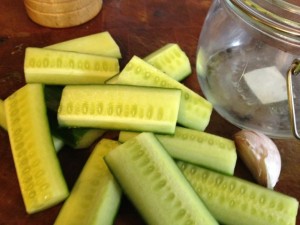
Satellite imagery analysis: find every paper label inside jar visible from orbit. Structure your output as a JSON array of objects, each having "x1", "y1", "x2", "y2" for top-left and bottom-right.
[{"x1": 244, "y1": 66, "x2": 287, "y2": 104}]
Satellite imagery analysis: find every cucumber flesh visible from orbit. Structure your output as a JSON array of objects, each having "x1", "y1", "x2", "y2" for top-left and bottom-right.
[
  {"x1": 0, "y1": 99, "x2": 7, "y2": 130},
  {"x1": 47, "y1": 109, "x2": 105, "y2": 149},
  {"x1": 4, "y1": 84, "x2": 69, "y2": 214},
  {"x1": 119, "y1": 126, "x2": 237, "y2": 175},
  {"x1": 144, "y1": 43, "x2": 191, "y2": 81},
  {"x1": 54, "y1": 139, "x2": 122, "y2": 225},
  {"x1": 105, "y1": 132, "x2": 219, "y2": 225},
  {"x1": 178, "y1": 161, "x2": 299, "y2": 225},
  {"x1": 45, "y1": 31, "x2": 122, "y2": 58},
  {"x1": 58, "y1": 84, "x2": 181, "y2": 134},
  {"x1": 45, "y1": 85, "x2": 106, "y2": 149},
  {"x1": 116, "y1": 56, "x2": 213, "y2": 131},
  {"x1": 24, "y1": 47, "x2": 119, "y2": 85}
]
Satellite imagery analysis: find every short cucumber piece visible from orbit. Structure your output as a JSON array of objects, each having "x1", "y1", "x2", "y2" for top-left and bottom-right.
[
  {"x1": 54, "y1": 139, "x2": 122, "y2": 225},
  {"x1": 178, "y1": 161, "x2": 299, "y2": 225},
  {"x1": 58, "y1": 84, "x2": 181, "y2": 134},
  {"x1": 4, "y1": 84, "x2": 69, "y2": 214},
  {"x1": 116, "y1": 56, "x2": 213, "y2": 131},
  {"x1": 119, "y1": 126, "x2": 237, "y2": 175},
  {"x1": 24, "y1": 47, "x2": 119, "y2": 85},
  {"x1": 144, "y1": 43, "x2": 191, "y2": 81},
  {"x1": 45, "y1": 31, "x2": 122, "y2": 58},
  {"x1": 105, "y1": 132, "x2": 218, "y2": 225},
  {"x1": 0, "y1": 99, "x2": 7, "y2": 130}
]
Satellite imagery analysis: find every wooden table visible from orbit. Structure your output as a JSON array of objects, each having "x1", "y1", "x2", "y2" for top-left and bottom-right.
[{"x1": 0, "y1": 0, "x2": 299, "y2": 224}]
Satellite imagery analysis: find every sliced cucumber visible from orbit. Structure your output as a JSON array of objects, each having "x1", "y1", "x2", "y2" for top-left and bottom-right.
[
  {"x1": 4, "y1": 84, "x2": 69, "y2": 214},
  {"x1": 54, "y1": 139, "x2": 122, "y2": 225},
  {"x1": 45, "y1": 31, "x2": 122, "y2": 58},
  {"x1": 0, "y1": 99, "x2": 7, "y2": 130},
  {"x1": 45, "y1": 85, "x2": 106, "y2": 149},
  {"x1": 105, "y1": 132, "x2": 218, "y2": 225},
  {"x1": 116, "y1": 56, "x2": 213, "y2": 131},
  {"x1": 58, "y1": 84, "x2": 181, "y2": 134},
  {"x1": 144, "y1": 43, "x2": 191, "y2": 81},
  {"x1": 24, "y1": 47, "x2": 119, "y2": 85},
  {"x1": 178, "y1": 161, "x2": 299, "y2": 225},
  {"x1": 119, "y1": 126, "x2": 237, "y2": 175}
]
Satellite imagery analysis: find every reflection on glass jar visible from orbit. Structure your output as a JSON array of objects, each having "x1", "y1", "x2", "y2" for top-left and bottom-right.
[{"x1": 197, "y1": 0, "x2": 300, "y2": 138}]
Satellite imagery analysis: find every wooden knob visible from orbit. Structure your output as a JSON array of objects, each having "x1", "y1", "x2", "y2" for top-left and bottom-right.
[{"x1": 24, "y1": 0, "x2": 103, "y2": 28}]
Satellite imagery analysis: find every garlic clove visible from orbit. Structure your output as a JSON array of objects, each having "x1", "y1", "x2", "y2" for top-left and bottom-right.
[{"x1": 234, "y1": 129, "x2": 281, "y2": 189}]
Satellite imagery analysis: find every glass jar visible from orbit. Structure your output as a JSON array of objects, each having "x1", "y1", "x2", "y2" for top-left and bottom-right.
[{"x1": 196, "y1": 0, "x2": 300, "y2": 139}]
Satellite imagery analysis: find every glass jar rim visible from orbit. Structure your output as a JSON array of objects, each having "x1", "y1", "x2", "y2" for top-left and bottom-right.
[{"x1": 229, "y1": 0, "x2": 300, "y2": 36}]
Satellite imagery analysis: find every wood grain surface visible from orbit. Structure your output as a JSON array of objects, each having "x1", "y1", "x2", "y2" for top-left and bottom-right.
[{"x1": 0, "y1": 0, "x2": 299, "y2": 224}]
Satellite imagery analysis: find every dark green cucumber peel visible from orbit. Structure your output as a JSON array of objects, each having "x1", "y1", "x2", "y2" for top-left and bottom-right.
[
  {"x1": 105, "y1": 132, "x2": 219, "y2": 225},
  {"x1": 177, "y1": 161, "x2": 299, "y2": 225}
]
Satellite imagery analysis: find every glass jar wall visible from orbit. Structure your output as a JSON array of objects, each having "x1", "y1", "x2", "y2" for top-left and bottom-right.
[{"x1": 197, "y1": 0, "x2": 300, "y2": 138}]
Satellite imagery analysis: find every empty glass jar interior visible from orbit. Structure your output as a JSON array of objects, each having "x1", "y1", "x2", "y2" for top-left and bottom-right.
[{"x1": 197, "y1": 0, "x2": 300, "y2": 138}]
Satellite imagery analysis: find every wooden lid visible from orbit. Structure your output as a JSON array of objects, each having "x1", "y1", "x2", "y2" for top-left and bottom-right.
[{"x1": 24, "y1": 0, "x2": 103, "y2": 28}]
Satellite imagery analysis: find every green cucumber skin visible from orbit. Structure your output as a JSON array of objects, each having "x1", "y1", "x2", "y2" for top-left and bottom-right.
[
  {"x1": 116, "y1": 56, "x2": 213, "y2": 131},
  {"x1": 178, "y1": 161, "x2": 299, "y2": 225},
  {"x1": 105, "y1": 132, "x2": 219, "y2": 225},
  {"x1": 119, "y1": 126, "x2": 237, "y2": 175},
  {"x1": 57, "y1": 85, "x2": 181, "y2": 134}
]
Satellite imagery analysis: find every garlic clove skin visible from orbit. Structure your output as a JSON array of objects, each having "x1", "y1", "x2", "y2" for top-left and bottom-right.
[{"x1": 234, "y1": 129, "x2": 281, "y2": 189}]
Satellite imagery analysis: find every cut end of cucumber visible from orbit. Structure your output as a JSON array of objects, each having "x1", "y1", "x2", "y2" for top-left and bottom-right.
[{"x1": 144, "y1": 43, "x2": 192, "y2": 81}]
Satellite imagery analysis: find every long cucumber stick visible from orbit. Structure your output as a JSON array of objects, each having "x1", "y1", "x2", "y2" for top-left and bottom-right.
[
  {"x1": 24, "y1": 47, "x2": 119, "y2": 85},
  {"x1": 119, "y1": 126, "x2": 237, "y2": 175},
  {"x1": 45, "y1": 31, "x2": 122, "y2": 58},
  {"x1": 58, "y1": 84, "x2": 181, "y2": 134},
  {"x1": 115, "y1": 55, "x2": 213, "y2": 131},
  {"x1": 105, "y1": 132, "x2": 218, "y2": 225},
  {"x1": 178, "y1": 161, "x2": 299, "y2": 225},
  {"x1": 144, "y1": 43, "x2": 191, "y2": 81},
  {"x1": 54, "y1": 139, "x2": 122, "y2": 225},
  {"x1": 4, "y1": 84, "x2": 68, "y2": 214}
]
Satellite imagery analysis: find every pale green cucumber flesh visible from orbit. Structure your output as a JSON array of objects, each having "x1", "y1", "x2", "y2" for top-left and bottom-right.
[
  {"x1": 54, "y1": 139, "x2": 122, "y2": 225},
  {"x1": 0, "y1": 99, "x2": 7, "y2": 130},
  {"x1": 178, "y1": 161, "x2": 299, "y2": 225},
  {"x1": 116, "y1": 55, "x2": 213, "y2": 131},
  {"x1": 58, "y1": 84, "x2": 181, "y2": 134},
  {"x1": 24, "y1": 47, "x2": 119, "y2": 85},
  {"x1": 119, "y1": 126, "x2": 237, "y2": 175},
  {"x1": 105, "y1": 132, "x2": 218, "y2": 225},
  {"x1": 45, "y1": 31, "x2": 122, "y2": 58},
  {"x1": 144, "y1": 43, "x2": 191, "y2": 81},
  {"x1": 4, "y1": 84, "x2": 69, "y2": 214},
  {"x1": 45, "y1": 85, "x2": 105, "y2": 149}
]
